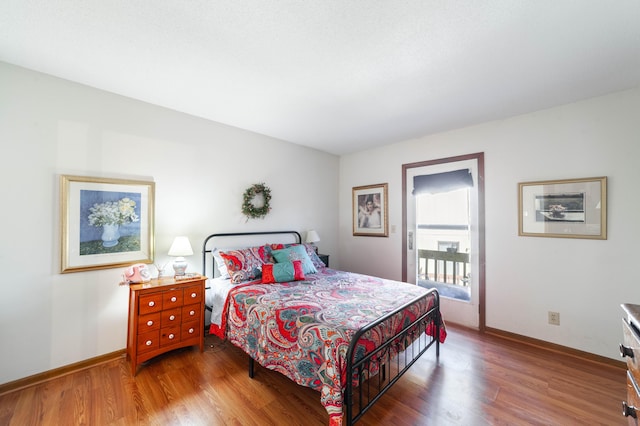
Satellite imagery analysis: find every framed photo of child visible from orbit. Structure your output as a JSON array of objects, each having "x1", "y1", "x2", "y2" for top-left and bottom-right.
[{"x1": 352, "y1": 183, "x2": 388, "y2": 237}]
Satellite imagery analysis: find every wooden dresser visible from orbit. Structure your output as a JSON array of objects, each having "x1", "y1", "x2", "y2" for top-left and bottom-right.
[
  {"x1": 621, "y1": 303, "x2": 640, "y2": 423},
  {"x1": 126, "y1": 276, "x2": 206, "y2": 375}
]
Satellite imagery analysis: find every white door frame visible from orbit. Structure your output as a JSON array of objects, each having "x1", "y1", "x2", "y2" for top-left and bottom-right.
[{"x1": 402, "y1": 153, "x2": 485, "y2": 331}]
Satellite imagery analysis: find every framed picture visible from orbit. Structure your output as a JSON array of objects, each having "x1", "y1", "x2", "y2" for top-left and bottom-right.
[
  {"x1": 61, "y1": 175, "x2": 155, "y2": 273},
  {"x1": 518, "y1": 177, "x2": 606, "y2": 239},
  {"x1": 353, "y1": 183, "x2": 388, "y2": 237}
]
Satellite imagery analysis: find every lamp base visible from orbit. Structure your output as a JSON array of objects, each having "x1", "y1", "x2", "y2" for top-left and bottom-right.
[{"x1": 172, "y1": 257, "x2": 187, "y2": 276}]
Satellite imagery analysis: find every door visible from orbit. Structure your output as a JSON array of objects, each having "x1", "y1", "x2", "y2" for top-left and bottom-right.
[{"x1": 402, "y1": 153, "x2": 485, "y2": 330}]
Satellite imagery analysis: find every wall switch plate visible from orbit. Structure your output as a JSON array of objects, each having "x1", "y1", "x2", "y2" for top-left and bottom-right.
[{"x1": 548, "y1": 311, "x2": 560, "y2": 325}]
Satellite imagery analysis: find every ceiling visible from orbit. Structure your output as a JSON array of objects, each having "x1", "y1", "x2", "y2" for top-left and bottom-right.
[{"x1": 1, "y1": 1, "x2": 639, "y2": 156}]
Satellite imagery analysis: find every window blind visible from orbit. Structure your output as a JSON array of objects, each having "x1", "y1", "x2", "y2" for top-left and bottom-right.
[{"x1": 412, "y1": 169, "x2": 473, "y2": 195}]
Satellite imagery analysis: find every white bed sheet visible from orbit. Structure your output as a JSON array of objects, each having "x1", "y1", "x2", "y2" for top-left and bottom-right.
[{"x1": 206, "y1": 277, "x2": 244, "y2": 327}]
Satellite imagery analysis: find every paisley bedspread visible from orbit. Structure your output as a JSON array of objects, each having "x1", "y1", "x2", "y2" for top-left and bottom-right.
[{"x1": 219, "y1": 268, "x2": 446, "y2": 424}]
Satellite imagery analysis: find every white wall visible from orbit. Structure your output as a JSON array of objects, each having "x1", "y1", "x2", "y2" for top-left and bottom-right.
[
  {"x1": 339, "y1": 86, "x2": 640, "y2": 360},
  {"x1": 2, "y1": 58, "x2": 636, "y2": 385},
  {"x1": 0, "y1": 62, "x2": 339, "y2": 385}
]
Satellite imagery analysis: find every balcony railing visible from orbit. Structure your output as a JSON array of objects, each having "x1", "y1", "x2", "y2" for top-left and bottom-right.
[{"x1": 417, "y1": 249, "x2": 469, "y2": 286}]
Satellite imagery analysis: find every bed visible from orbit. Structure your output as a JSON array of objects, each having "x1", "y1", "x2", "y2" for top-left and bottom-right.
[{"x1": 203, "y1": 231, "x2": 446, "y2": 425}]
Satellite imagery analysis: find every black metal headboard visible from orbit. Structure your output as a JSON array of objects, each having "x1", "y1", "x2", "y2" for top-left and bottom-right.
[{"x1": 202, "y1": 230, "x2": 302, "y2": 278}]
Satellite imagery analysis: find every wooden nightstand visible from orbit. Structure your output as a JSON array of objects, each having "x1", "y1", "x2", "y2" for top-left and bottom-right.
[
  {"x1": 126, "y1": 276, "x2": 206, "y2": 375},
  {"x1": 318, "y1": 253, "x2": 329, "y2": 267}
]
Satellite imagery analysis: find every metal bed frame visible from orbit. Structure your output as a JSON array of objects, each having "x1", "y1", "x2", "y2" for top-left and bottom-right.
[{"x1": 202, "y1": 230, "x2": 441, "y2": 425}]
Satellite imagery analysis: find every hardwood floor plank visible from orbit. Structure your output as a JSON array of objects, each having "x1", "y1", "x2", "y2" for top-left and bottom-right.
[{"x1": 0, "y1": 324, "x2": 627, "y2": 425}]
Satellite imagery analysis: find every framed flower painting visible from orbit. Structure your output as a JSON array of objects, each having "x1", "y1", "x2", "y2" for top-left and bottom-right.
[{"x1": 60, "y1": 175, "x2": 155, "y2": 273}]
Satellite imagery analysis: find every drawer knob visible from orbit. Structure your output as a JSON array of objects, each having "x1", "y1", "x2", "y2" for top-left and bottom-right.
[
  {"x1": 171, "y1": 296, "x2": 177, "y2": 302},
  {"x1": 189, "y1": 310, "x2": 195, "y2": 316},
  {"x1": 168, "y1": 333, "x2": 175, "y2": 339},
  {"x1": 623, "y1": 401, "x2": 637, "y2": 418},
  {"x1": 145, "y1": 340, "x2": 153, "y2": 346},
  {"x1": 188, "y1": 328, "x2": 195, "y2": 334},
  {"x1": 191, "y1": 292, "x2": 197, "y2": 298},
  {"x1": 169, "y1": 315, "x2": 176, "y2": 321},
  {"x1": 148, "y1": 301, "x2": 155, "y2": 307},
  {"x1": 146, "y1": 320, "x2": 154, "y2": 326},
  {"x1": 620, "y1": 343, "x2": 634, "y2": 358}
]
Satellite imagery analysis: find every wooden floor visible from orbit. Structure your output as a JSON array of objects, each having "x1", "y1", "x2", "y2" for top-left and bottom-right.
[{"x1": 0, "y1": 324, "x2": 627, "y2": 425}]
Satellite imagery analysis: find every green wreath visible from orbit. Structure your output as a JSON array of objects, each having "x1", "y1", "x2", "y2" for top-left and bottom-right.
[{"x1": 242, "y1": 183, "x2": 272, "y2": 220}]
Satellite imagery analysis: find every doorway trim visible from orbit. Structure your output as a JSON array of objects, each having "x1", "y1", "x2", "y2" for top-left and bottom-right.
[{"x1": 402, "y1": 152, "x2": 486, "y2": 332}]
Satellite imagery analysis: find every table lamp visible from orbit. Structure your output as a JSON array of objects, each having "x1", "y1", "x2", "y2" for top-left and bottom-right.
[
  {"x1": 168, "y1": 236, "x2": 193, "y2": 276},
  {"x1": 305, "y1": 230, "x2": 320, "y2": 253}
]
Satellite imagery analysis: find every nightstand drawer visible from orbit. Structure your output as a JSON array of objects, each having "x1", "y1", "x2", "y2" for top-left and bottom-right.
[
  {"x1": 139, "y1": 294, "x2": 163, "y2": 315},
  {"x1": 137, "y1": 330, "x2": 159, "y2": 353},
  {"x1": 163, "y1": 289, "x2": 184, "y2": 308},
  {"x1": 182, "y1": 303, "x2": 201, "y2": 321},
  {"x1": 182, "y1": 320, "x2": 201, "y2": 338},
  {"x1": 138, "y1": 312, "x2": 161, "y2": 332},
  {"x1": 161, "y1": 308, "x2": 182, "y2": 327},
  {"x1": 184, "y1": 284, "x2": 203, "y2": 303},
  {"x1": 160, "y1": 326, "x2": 181, "y2": 346}
]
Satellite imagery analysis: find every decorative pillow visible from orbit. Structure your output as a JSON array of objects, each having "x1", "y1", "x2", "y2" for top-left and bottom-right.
[
  {"x1": 262, "y1": 243, "x2": 287, "y2": 263},
  {"x1": 212, "y1": 248, "x2": 230, "y2": 279},
  {"x1": 271, "y1": 245, "x2": 318, "y2": 275},
  {"x1": 219, "y1": 247, "x2": 265, "y2": 284},
  {"x1": 258, "y1": 244, "x2": 279, "y2": 264},
  {"x1": 262, "y1": 242, "x2": 326, "y2": 269},
  {"x1": 301, "y1": 243, "x2": 326, "y2": 269},
  {"x1": 262, "y1": 260, "x2": 305, "y2": 283},
  {"x1": 267, "y1": 243, "x2": 326, "y2": 269}
]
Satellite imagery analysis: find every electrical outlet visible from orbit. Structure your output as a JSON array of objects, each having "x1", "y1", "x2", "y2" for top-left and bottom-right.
[{"x1": 548, "y1": 311, "x2": 560, "y2": 325}]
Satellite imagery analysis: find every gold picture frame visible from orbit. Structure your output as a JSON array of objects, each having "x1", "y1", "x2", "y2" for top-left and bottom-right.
[
  {"x1": 61, "y1": 175, "x2": 155, "y2": 273},
  {"x1": 353, "y1": 183, "x2": 388, "y2": 237},
  {"x1": 518, "y1": 176, "x2": 607, "y2": 239}
]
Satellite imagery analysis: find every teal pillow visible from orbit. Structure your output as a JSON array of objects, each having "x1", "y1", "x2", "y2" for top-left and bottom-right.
[
  {"x1": 271, "y1": 245, "x2": 318, "y2": 274},
  {"x1": 262, "y1": 260, "x2": 305, "y2": 283}
]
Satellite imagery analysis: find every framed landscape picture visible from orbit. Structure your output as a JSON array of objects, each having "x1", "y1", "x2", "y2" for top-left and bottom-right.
[
  {"x1": 353, "y1": 183, "x2": 388, "y2": 237},
  {"x1": 61, "y1": 175, "x2": 155, "y2": 273},
  {"x1": 518, "y1": 176, "x2": 606, "y2": 239}
]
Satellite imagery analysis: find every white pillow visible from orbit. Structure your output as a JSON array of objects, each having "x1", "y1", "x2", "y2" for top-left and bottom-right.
[{"x1": 212, "y1": 248, "x2": 230, "y2": 279}]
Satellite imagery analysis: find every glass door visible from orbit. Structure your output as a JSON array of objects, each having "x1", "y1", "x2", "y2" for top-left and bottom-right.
[
  {"x1": 416, "y1": 188, "x2": 471, "y2": 302},
  {"x1": 403, "y1": 154, "x2": 484, "y2": 329}
]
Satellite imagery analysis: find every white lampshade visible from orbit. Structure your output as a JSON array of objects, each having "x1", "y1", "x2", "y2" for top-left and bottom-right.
[
  {"x1": 305, "y1": 230, "x2": 320, "y2": 244},
  {"x1": 168, "y1": 236, "x2": 193, "y2": 256},
  {"x1": 168, "y1": 236, "x2": 193, "y2": 276}
]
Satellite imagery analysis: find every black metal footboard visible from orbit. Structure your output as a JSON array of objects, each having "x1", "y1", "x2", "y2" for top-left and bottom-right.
[{"x1": 344, "y1": 288, "x2": 441, "y2": 425}]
